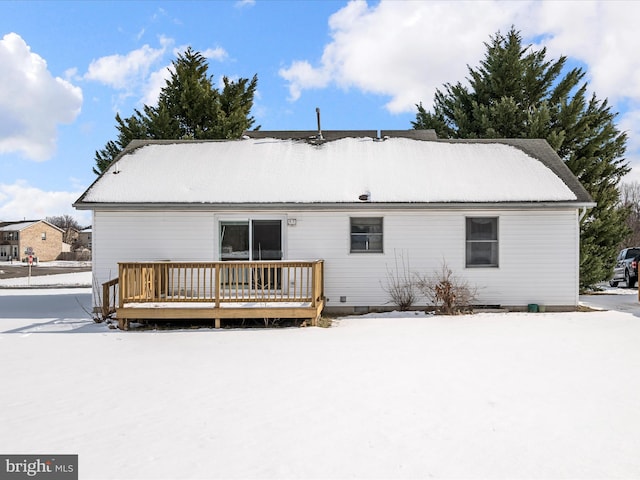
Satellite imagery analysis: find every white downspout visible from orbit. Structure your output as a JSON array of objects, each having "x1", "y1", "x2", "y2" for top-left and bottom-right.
[{"x1": 578, "y1": 206, "x2": 588, "y2": 222}]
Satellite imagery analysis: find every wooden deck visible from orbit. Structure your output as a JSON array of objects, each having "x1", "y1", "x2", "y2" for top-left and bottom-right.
[{"x1": 103, "y1": 260, "x2": 324, "y2": 330}]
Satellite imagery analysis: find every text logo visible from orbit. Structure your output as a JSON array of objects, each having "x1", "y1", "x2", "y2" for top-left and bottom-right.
[{"x1": 0, "y1": 455, "x2": 77, "y2": 480}]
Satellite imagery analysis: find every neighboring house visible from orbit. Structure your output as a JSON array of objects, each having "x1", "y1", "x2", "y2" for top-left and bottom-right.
[
  {"x1": 76, "y1": 227, "x2": 92, "y2": 251},
  {"x1": 66, "y1": 226, "x2": 80, "y2": 245},
  {"x1": 74, "y1": 130, "x2": 594, "y2": 312},
  {"x1": 0, "y1": 220, "x2": 65, "y2": 262}
]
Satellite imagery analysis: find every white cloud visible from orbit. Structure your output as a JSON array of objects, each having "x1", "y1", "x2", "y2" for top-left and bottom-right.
[
  {"x1": 279, "y1": 61, "x2": 331, "y2": 101},
  {"x1": 279, "y1": 0, "x2": 640, "y2": 185},
  {"x1": 202, "y1": 47, "x2": 228, "y2": 61},
  {"x1": 235, "y1": 0, "x2": 255, "y2": 8},
  {"x1": 84, "y1": 37, "x2": 173, "y2": 90},
  {"x1": 521, "y1": 1, "x2": 640, "y2": 103},
  {"x1": 619, "y1": 110, "x2": 640, "y2": 153},
  {"x1": 141, "y1": 65, "x2": 172, "y2": 107},
  {"x1": 87, "y1": 39, "x2": 232, "y2": 109},
  {"x1": 279, "y1": 0, "x2": 640, "y2": 112},
  {"x1": 279, "y1": 0, "x2": 529, "y2": 112},
  {"x1": 0, "y1": 180, "x2": 91, "y2": 226},
  {"x1": 0, "y1": 33, "x2": 82, "y2": 161},
  {"x1": 63, "y1": 67, "x2": 79, "y2": 82},
  {"x1": 618, "y1": 108, "x2": 640, "y2": 183},
  {"x1": 513, "y1": 0, "x2": 640, "y2": 184}
]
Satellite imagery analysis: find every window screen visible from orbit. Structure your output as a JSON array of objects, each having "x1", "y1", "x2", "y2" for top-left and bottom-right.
[
  {"x1": 350, "y1": 217, "x2": 383, "y2": 253},
  {"x1": 466, "y1": 217, "x2": 498, "y2": 267}
]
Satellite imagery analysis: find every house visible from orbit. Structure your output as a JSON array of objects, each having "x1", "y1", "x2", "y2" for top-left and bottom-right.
[
  {"x1": 74, "y1": 129, "x2": 594, "y2": 324},
  {"x1": 0, "y1": 220, "x2": 65, "y2": 262},
  {"x1": 76, "y1": 226, "x2": 92, "y2": 251},
  {"x1": 66, "y1": 226, "x2": 80, "y2": 246}
]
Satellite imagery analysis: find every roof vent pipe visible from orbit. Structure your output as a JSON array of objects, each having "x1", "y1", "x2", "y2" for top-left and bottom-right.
[{"x1": 316, "y1": 107, "x2": 323, "y2": 140}]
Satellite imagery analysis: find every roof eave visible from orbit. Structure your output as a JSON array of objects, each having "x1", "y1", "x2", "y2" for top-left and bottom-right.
[{"x1": 73, "y1": 200, "x2": 596, "y2": 211}]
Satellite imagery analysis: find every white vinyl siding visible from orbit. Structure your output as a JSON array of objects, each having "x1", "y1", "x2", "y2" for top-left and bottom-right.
[
  {"x1": 92, "y1": 208, "x2": 579, "y2": 309},
  {"x1": 92, "y1": 210, "x2": 216, "y2": 287},
  {"x1": 287, "y1": 209, "x2": 578, "y2": 308}
]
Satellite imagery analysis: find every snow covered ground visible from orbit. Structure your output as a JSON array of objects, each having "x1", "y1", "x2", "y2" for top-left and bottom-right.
[
  {"x1": 1, "y1": 273, "x2": 639, "y2": 479},
  {"x1": 0, "y1": 261, "x2": 92, "y2": 287}
]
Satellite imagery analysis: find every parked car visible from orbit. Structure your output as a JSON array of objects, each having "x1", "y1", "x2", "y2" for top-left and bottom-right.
[{"x1": 610, "y1": 247, "x2": 640, "y2": 287}]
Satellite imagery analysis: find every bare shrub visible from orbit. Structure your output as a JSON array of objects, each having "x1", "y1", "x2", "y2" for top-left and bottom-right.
[
  {"x1": 77, "y1": 274, "x2": 117, "y2": 323},
  {"x1": 316, "y1": 316, "x2": 332, "y2": 328},
  {"x1": 382, "y1": 250, "x2": 417, "y2": 310},
  {"x1": 415, "y1": 261, "x2": 477, "y2": 315}
]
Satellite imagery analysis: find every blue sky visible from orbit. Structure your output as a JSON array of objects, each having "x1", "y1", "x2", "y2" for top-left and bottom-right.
[{"x1": 1, "y1": 0, "x2": 639, "y2": 226}]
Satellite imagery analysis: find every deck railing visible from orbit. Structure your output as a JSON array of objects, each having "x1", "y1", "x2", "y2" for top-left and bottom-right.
[
  {"x1": 101, "y1": 277, "x2": 119, "y2": 318},
  {"x1": 117, "y1": 260, "x2": 324, "y2": 308}
]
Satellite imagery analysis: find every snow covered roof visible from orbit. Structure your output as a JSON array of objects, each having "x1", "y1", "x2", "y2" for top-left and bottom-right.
[
  {"x1": 0, "y1": 220, "x2": 62, "y2": 232},
  {"x1": 75, "y1": 132, "x2": 593, "y2": 208}
]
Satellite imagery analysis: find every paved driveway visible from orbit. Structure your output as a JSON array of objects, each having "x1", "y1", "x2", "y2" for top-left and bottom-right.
[
  {"x1": 580, "y1": 285, "x2": 640, "y2": 315},
  {"x1": 0, "y1": 262, "x2": 91, "y2": 280}
]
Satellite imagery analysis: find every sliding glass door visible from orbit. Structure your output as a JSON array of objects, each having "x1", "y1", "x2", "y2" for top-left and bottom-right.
[
  {"x1": 252, "y1": 220, "x2": 282, "y2": 261},
  {"x1": 219, "y1": 219, "x2": 282, "y2": 261},
  {"x1": 219, "y1": 219, "x2": 283, "y2": 289}
]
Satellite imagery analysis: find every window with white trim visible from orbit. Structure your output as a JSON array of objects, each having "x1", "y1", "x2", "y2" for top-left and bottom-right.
[
  {"x1": 466, "y1": 217, "x2": 498, "y2": 267},
  {"x1": 350, "y1": 217, "x2": 383, "y2": 253}
]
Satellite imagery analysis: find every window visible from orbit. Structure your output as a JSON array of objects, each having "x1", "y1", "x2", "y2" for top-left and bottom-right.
[
  {"x1": 41, "y1": 232, "x2": 47, "y2": 240},
  {"x1": 623, "y1": 248, "x2": 640, "y2": 259},
  {"x1": 350, "y1": 217, "x2": 383, "y2": 253},
  {"x1": 466, "y1": 217, "x2": 498, "y2": 267},
  {"x1": 219, "y1": 219, "x2": 282, "y2": 261}
]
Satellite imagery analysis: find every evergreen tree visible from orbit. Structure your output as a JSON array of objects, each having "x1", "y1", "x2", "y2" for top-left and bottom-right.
[
  {"x1": 93, "y1": 47, "x2": 258, "y2": 174},
  {"x1": 413, "y1": 28, "x2": 629, "y2": 289}
]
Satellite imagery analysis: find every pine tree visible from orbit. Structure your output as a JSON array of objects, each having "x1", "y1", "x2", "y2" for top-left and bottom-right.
[
  {"x1": 93, "y1": 47, "x2": 258, "y2": 174},
  {"x1": 413, "y1": 28, "x2": 629, "y2": 289},
  {"x1": 92, "y1": 112, "x2": 146, "y2": 175}
]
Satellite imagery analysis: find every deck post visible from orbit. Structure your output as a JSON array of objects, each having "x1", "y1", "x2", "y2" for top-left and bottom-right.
[
  {"x1": 117, "y1": 264, "x2": 125, "y2": 329},
  {"x1": 214, "y1": 265, "x2": 221, "y2": 308},
  {"x1": 214, "y1": 265, "x2": 221, "y2": 328},
  {"x1": 102, "y1": 281, "x2": 110, "y2": 318},
  {"x1": 118, "y1": 263, "x2": 125, "y2": 309}
]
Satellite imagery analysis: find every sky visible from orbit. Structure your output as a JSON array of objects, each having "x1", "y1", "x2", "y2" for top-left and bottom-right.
[{"x1": 1, "y1": 0, "x2": 640, "y2": 227}]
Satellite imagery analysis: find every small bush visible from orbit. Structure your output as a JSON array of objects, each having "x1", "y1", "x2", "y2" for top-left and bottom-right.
[
  {"x1": 415, "y1": 261, "x2": 477, "y2": 315},
  {"x1": 382, "y1": 250, "x2": 417, "y2": 310},
  {"x1": 77, "y1": 275, "x2": 115, "y2": 323},
  {"x1": 316, "y1": 316, "x2": 332, "y2": 328}
]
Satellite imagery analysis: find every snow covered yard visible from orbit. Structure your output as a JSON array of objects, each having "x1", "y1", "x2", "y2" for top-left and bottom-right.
[{"x1": 1, "y1": 280, "x2": 640, "y2": 479}]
